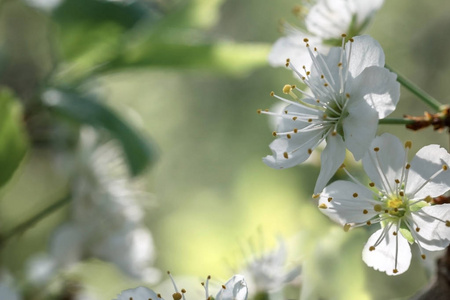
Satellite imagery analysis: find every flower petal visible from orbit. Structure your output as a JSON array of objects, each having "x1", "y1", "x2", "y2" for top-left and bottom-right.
[
  {"x1": 405, "y1": 144, "x2": 450, "y2": 199},
  {"x1": 268, "y1": 33, "x2": 317, "y2": 69},
  {"x1": 362, "y1": 226, "x2": 411, "y2": 276},
  {"x1": 349, "y1": 66, "x2": 400, "y2": 118},
  {"x1": 314, "y1": 134, "x2": 346, "y2": 193},
  {"x1": 351, "y1": 0, "x2": 385, "y2": 25},
  {"x1": 409, "y1": 204, "x2": 450, "y2": 251},
  {"x1": 346, "y1": 35, "x2": 385, "y2": 78},
  {"x1": 114, "y1": 286, "x2": 160, "y2": 300},
  {"x1": 305, "y1": 0, "x2": 352, "y2": 39},
  {"x1": 318, "y1": 180, "x2": 378, "y2": 225},
  {"x1": 362, "y1": 133, "x2": 405, "y2": 194},
  {"x1": 342, "y1": 96, "x2": 378, "y2": 160},
  {"x1": 216, "y1": 275, "x2": 248, "y2": 300}
]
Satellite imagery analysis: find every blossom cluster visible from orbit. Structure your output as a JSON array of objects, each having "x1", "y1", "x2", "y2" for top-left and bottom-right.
[{"x1": 260, "y1": 0, "x2": 450, "y2": 276}]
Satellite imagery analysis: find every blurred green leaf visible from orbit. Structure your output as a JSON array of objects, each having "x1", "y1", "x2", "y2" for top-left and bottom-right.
[
  {"x1": 107, "y1": 42, "x2": 271, "y2": 76},
  {"x1": 42, "y1": 88, "x2": 155, "y2": 176},
  {"x1": 0, "y1": 88, "x2": 28, "y2": 188}
]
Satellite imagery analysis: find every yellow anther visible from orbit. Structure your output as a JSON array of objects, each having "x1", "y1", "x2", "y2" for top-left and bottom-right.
[
  {"x1": 446, "y1": 220, "x2": 450, "y2": 227},
  {"x1": 331, "y1": 131, "x2": 337, "y2": 136},
  {"x1": 353, "y1": 193, "x2": 358, "y2": 198},
  {"x1": 308, "y1": 148, "x2": 312, "y2": 154},
  {"x1": 395, "y1": 179, "x2": 400, "y2": 184},
  {"x1": 293, "y1": 128, "x2": 298, "y2": 133},
  {"x1": 303, "y1": 38, "x2": 309, "y2": 43},
  {"x1": 327, "y1": 197, "x2": 332, "y2": 202},
  {"x1": 399, "y1": 191, "x2": 404, "y2": 197},
  {"x1": 319, "y1": 203, "x2": 327, "y2": 209},
  {"x1": 406, "y1": 163, "x2": 411, "y2": 169},
  {"x1": 384, "y1": 209, "x2": 389, "y2": 213},
  {"x1": 264, "y1": 109, "x2": 269, "y2": 112},
  {"x1": 374, "y1": 204, "x2": 382, "y2": 212},
  {"x1": 257, "y1": 109, "x2": 262, "y2": 114},
  {"x1": 337, "y1": 62, "x2": 343, "y2": 67},
  {"x1": 272, "y1": 131, "x2": 277, "y2": 136},
  {"x1": 306, "y1": 71, "x2": 310, "y2": 76},
  {"x1": 324, "y1": 83, "x2": 329, "y2": 87},
  {"x1": 301, "y1": 76, "x2": 306, "y2": 80},
  {"x1": 341, "y1": 33, "x2": 347, "y2": 38},
  {"x1": 284, "y1": 110, "x2": 288, "y2": 114},
  {"x1": 344, "y1": 224, "x2": 351, "y2": 232},
  {"x1": 369, "y1": 182, "x2": 375, "y2": 187},
  {"x1": 292, "y1": 85, "x2": 296, "y2": 89},
  {"x1": 305, "y1": 43, "x2": 310, "y2": 48},
  {"x1": 425, "y1": 196, "x2": 432, "y2": 203},
  {"x1": 308, "y1": 118, "x2": 312, "y2": 122},
  {"x1": 270, "y1": 91, "x2": 274, "y2": 96},
  {"x1": 421, "y1": 254, "x2": 426, "y2": 260},
  {"x1": 393, "y1": 231, "x2": 397, "y2": 236},
  {"x1": 369, "y1": 246, "x2": 375, "y2": 251},
  {"x1": 283, "y1": 152, "x2": 289, "y2": 159},
  {"x1": 393, "y1": 269, "x2": 398, "y2": 274},
  {"x1": 285, "y1": 62, "x2": 290, "y2": 67},
  {"x1": 404, "y1": 141, "x2": 412, "y2": 149},
  {"x1": 416, "y1": 227, "x2": 420, "y2": 232},
  {"x1": 320, "y1": 75, "x2": 324, "y2": 79},
  {"x1": 340, "y1": 164, "x2": 346, "y2": 169},
  {"x1": 314, "y1": 47, "x2": 317, "y2": 52},
  {"x1": 443, "y1": 165, "x2": 448, "y2": 171},
  {"x1": 287, "y1": 134, "x2": 292, "y2": 139},
  {"x1": 286, "y1": 58, "x2": 290, "y2": 63},
  {"x1": 181, "y1": 289, "x2": 186, "y2": 293},
  {"x1": 292, "y1": 116, "x2": 298, "y2": 121},
  {"x1": 373, "y1": 147, "x2": 380, "y2": 152},
  {"x1": 363, "y1": 209, "x2": 368, "y2": 214},
  {"x1": 312, "y1": 193, "x2": 320, "y2": 199},
  {"x1": 316, "y1": 99, "x2": 320, "y2": 103},
  {"x1": 346, "y1": 93, "x2": 350, "y2": 98},
  {"x1": 283, "y1": 84, "x2": 293, "y2": 94},
  {"x1": 222, "y1": 285, "x2": 226, "y2": 289},
  {"x1": 349, "y1": 38, "x2": 354, "y2": 42},
  {"x1": 173, "y1": 293, "x2": 182, "y2": 300}
]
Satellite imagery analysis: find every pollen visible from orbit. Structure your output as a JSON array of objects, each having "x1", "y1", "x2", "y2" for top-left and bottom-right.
[
  {"x1": 283, "y1": 84, "x2": 292, "y2": 94},
  {"x1": 293, "y1": 116, "x2": 298, "y2": 121},
  {"x1": 421, "y1": 254, "x2": 426, "y2": 260},
  {"x1": 393, "y1": 269, "x2": 398, "y2": 274},
  {"x1": 303, "y1": 38, "x2": 309, "y2": 43},
  {"x1": 406, "y1": 163, "x2": 411, "y2": 169},
  {"x1": 399, "y1": 191, "x2": 404, "y2": 197},
  {"x1": 328, "y1": 197, "x2": 333, "y2": 202},
  {"x1": 369, "y1": 182, "x2": 375, "y2": 187},
  {"x1": 283, "y1": 152, "x2": 289, "y2": 159},
  {"x1": 284, "y1": 110, "x2": 288, "y2": 114},
  {"x1": 446, "y1": 220, "x2": 450, "y2": 227},
  {"x1": 319, "y1": 204, "x2": 327, "y2": 209},
  {"x1": 173, "y1": 293, "x2": 182, "y2": 300},
  {"x1": 341, "y1": 33, "x2": 347, "y2": 38},
  {"x1": 312, "y1": 193, "x2": 320, "y2": 199},
  {"x1": 337, "y1": 62, "x2": 342, "y2": 67},
  {"x1": 353, "y1": 193, "x2": 358, "y2": 198},
  {"x1": 395, "y1": 179, "x2": 400, "y2": 184},
  {"x1": 349, "y1": 38, "x2": 354, "y2": 42},
  {"x1": 393, "y1": 231, "x2": 397, "y2": 236},
  {"x1": 344, "y1": 224, "x2": 351, "y2": 232},
  {"x1": 443, "y1": 165, "x2": 448, "y2": 171},
  {"x1": 366, "y1": 221, "x2": 371, "y2": 225},
  {"x1": 270, "y1": 91, "x2": 274, "y2": 96},
  {"x1": 287, "y1": 134, "x2": 292, "y2": 139},
  {"x1": 363, "y1": 209, "x2": 368, "y2": 214},
  {"x1": 324, "y1": 83, "x2": 329, "y2": 87},
  {"x1": 416, "y1": 227, "x2": 420, "y2": 232},
  {"x1": 373, "y1": 147, "x2": 380, "y2": 152},
  {"x1": 405, "y1": 141, "x2": 412, "y2": 149},
  {"x1": 308, "y1": 118, "x2": 312, "y2": 122},
  {"x1": 374, "y1": 204, "x2": 382, "y2": 212},
  {"x1": 320, "y1": 75, "x2": 324, "y2": 79},
  {"x1": 293, "y1": 128, "x2": 298, "y2": 133},
  {"x1": 369, "y1": 246, "x2": 375, "y2": 251},
  {"x1": 257, "y1": 109, "x2": 262, "y2": 114},
  {"x1": 272, "y1": 131, "x2": 277, "y2": 136}
]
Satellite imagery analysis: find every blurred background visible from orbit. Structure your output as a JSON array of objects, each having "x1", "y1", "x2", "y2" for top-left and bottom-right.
[{"x1": 0, "y1": 0, "x2": 449, "y2": 299}]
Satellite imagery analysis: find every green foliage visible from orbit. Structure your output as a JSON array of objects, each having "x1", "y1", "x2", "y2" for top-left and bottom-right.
[
  {"x1": 0, "y1": 88, "x2": 28, "y2": 188},
  {"x1": 42, "y1": 88, "x2": 155, "y2": 176}
]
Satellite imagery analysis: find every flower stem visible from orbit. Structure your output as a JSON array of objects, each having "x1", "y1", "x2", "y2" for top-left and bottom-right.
[
  {"x1": 379, "y1": 118, "x2": 415, "y2": 125},
  {"x1": 0, "y1": 194, "x2": 71, "y2": 247},
  {"x1": 386, "y1": 64, "x2": 444, "y2": 112}
]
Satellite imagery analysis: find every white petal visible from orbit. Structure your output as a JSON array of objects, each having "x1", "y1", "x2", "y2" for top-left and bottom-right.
[
  {"x1": 216, "y1": 275, "x2": 248, "y2": 300},
  {"x1": 342, "y1": 96, "x2": 378, "y2": 160},
  {"x1": 405, "y1": 144, "x2": 450, "y2": 199},
  {"x1": 314, "y1": 134, "x2": 346, "y2": 194},
  {"x1": 50, "y1": 223, "x2": 85, "y2": 266},
  {"x1": 318, "y1": 180, "x2": 378, "y2": 225},
  {"x1": 362, "y1": 133, "x2": 405, "y2": 193},
  {"x1": 351, "y1": 0, "x2": 385, "y2": 25},
  {"x1": 349, "y1": 66, "x2": 400, "y2": 118},
  {"x1": 362, "y1": 226, "x2": 411, "y2": 276},
  {"x1": 114, "y1": 286, "x2": 160, "y2": 300},
  {"x1": 347, "y1": 35, "x2": 385, "y2": 78},
  {"x1": 268, "y1": 34, "x2": 316, "y2": 69},
  {"x1": 305, "y1": 0, "x2": 352, "y2": 39},
  {"x1": 409, "y1": 204, "x2": 450, "y2": 251}
]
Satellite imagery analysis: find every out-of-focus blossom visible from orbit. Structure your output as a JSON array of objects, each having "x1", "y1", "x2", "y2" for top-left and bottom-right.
[
  {"x1": 261, "y1": 35, "x2": 399, "y2": 193},
  {"x1": 0, "y1": 270, "x2": 22, "y2": 300},
  {"x1": 269, "y1": 0, "x2": 384, "y2": 68},
  {"x1": 318, "y1": 133, "x2": 450, "y2": 275}
]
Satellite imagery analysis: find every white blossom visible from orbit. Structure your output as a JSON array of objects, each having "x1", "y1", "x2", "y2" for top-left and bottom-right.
[
  {"x1": 318, "y1": 133, "x2": 450, "y2": 275},
  {"x1": 114, "y1": 273, "x2": 248, "y2": 300},
  {"x1": 269, "y1": 0, "x2": 384, "y2": 68},
  {"x1": 261, "y1": 35, "x2": 399, "y2": 193}
]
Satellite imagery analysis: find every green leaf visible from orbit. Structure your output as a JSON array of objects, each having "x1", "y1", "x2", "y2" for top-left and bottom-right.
[
  {"x1": 399, "y1": 228, "x2": 414, "y2": 244},
  {"x1": 42, "y1": 88, "x2": 155, "y2": 176},
  {"x1": 0, "y1": 88, "x2": 28, "y2": 188},
  {"x1": 107, "y1": 42, "x2": 271, "y2": 76}
]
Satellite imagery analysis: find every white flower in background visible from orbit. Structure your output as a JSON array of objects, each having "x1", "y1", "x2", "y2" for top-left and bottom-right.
[
  {"x1": 242, "y1": 238, "x2": 300, "y2": 295},
  {"x1": 318, "y1": 133, "x2": 450, "y2": 275},
  {"x1": 27, "y1": 127, "x2": 159, "y2": 284},
  {"x1": 269, "y1": 0, "x2": 384, "y2": 68},
  {"x1": 260, "y1": 35, "x2": 399, "y2": 193},
  {"x1": 0, "y1": 270, "x2": 21, "y2": 300},
  {"x1": 114, "y1": 273, "x2": 248, "y2": 300}
]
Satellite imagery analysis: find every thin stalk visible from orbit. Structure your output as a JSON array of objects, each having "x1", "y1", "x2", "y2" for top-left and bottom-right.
[
  {"x1": 386, "y1": 64, "x2": 444, "y2": 112},
  {"x1": 0, "y1": 194, "x2": 71, "y2": 247},
  {"x1": 379, "y1": 118, "x2": 415, "y2": 125}
]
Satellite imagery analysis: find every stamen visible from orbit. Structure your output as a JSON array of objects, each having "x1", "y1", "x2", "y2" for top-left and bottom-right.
[{"x1": 410, "y1": 165, "x2": 448, "y2": 196}]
